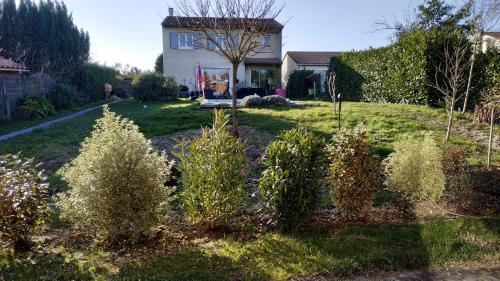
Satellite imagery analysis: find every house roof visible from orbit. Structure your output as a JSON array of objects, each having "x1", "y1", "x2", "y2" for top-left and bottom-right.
[
  {"x1": 244, "y1": 58, "x2": 281, "y2": 66},
  {"x1": 162, "y1": 16, "x2": 284, "y2": 33},
  {"x1": 0, "y1": 56, "x2": 29, "y2": 72},
  {"x1": 484, "y1": 32, "x2": 500, "y2": 40},
  {"x1": 286, "y1": 51, "x2": 343, "y2": 66}
]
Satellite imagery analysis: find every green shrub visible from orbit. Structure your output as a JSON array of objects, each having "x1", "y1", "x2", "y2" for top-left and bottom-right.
[
  {"x1": 58, "y1": 106, "x2": 174, "y2": 242},
  {"x1": 259, "y1": 128, "x2": 326, "y2": 232},
  {"x1": 384, "y1": 135, "x2": 445, "y2": 209},
  {"x1": 263, "y1": 95, "x2": 288, "y2": 106},
  {"x1": 241, "y1": 94, "x2": 264, "y2": 107},
  {"x1": 15, "y1": 96, "x2": 55, "y2": 119},
  {"x1": 132, "y1": 73, "x2": 178, "y2": 101},
  {"x1": 176, "y1": 110, "x2": 246, "y2": 229},
  {"x1": 72, "y1": 63, "x2": 120, "y2": 102},
  {"x1": 49, "y1": 82, "x2": 79, "y2": 110},
  {"x1": 286, "y1": 69, "x2": 314, "y2": 98},
  {"x1": 327, "y1": 125, "x2": 378, "y2": 221},
  {"x1": 0, "y1": 154, "x2": 48, "y2": 250}
]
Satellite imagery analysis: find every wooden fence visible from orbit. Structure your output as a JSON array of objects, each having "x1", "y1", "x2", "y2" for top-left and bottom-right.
[{"x1": 0, "y1": 73, "x2": 52, "y2": 120}]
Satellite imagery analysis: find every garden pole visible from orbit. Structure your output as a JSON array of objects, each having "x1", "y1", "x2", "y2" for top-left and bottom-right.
[{"x1": 338, "y1": 93, "x2": 342, "y2": 129}]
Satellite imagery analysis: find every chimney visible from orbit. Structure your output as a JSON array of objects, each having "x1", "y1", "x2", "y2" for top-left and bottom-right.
[{"x1": 168, "y1": 7, "x2": 174, "y2": 17}]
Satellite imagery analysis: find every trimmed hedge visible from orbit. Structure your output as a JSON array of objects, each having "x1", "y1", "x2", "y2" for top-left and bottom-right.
[{"x1": 286, "y1": 69, "x2": 314, "y2": 98}]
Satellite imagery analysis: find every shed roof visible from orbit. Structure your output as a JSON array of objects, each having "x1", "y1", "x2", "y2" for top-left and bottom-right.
[
  {"x1": 0, "y1": 56, "x2": 29, "y2": 73},
  {"x1": 286, "y1": 51, "x2": 343, "y2": 66}
]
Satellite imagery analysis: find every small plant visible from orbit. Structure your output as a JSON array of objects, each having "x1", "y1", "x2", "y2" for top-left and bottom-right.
[
  {"x1": 263, "y1": 95, "x2": 288, "y2": 107},
  {"x1": 259, "y1": 128, "x2": 326, "y2": 232},
  {"x1": 15, "y1": 96, "x2": 55, "y2": 119},
  {"x1": 176, "y1": 110, "x2": 246, "y2": 229},
  {"x1": 132, "y1": 73, "x2": 178, "y2": 101},
  {"x1": 327, "y1": 125, "x2": 378, "y2": 221},
  {"x1": 384, "y1": 135, "x2": 445, "y2": 210},
  {"x1": 241, "y1": 94, "x2": 264, "y2": 108},
  {"x1": 0, "y1": 154, "x2": 48, "y2": 250},
  {"x1": 59, "y1": 106, "x2": 174, "y2": 243}
]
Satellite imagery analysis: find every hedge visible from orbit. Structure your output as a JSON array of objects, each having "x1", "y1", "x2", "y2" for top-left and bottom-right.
[{"x1": 329, "y1": 29, "x2": 488, "y2": 107}]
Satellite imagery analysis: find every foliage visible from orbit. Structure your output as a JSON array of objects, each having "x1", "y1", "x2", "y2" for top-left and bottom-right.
[
  {"x1": 58, "y1": 106, "x2": 174, "y2": 242},
  {"x1": 132, "y1": 73, "x2": 178, "y2": 101},
  {"x1": 286, "y1": 69, "x2": 314, "y2": 98},
  {"x1": 71, "y1": 63, "x2": 120, "y2": 102},
  {"x1": 15, "y1": 96, "x2": 55, "y2": 119},
  {"x1": 179, "y1": 84, "x2": 189, "y2": 92},
  {"x1": 330, "y1": 30, "x2": 428, "y2": 103},
  {"x1": 327, "y1": 125, "x2": 378, "y2": 221},
  {"x1": 384, "y1": 135, "x2": 445, "y2": 208},
  {"x1": 176, "y1": 110, "x2": 246, "y2": 228},
  {"x1": 154, "y1": 54, "x2": 163, "y2": 74},
  {"x1": 259, "y1": 128, "x2": 326, "y2": 231},
  {"x1": 0, "y1": 0, "x2": 89, "y2": 80},
  {"x1": 263, "y1": 95, "x2": 288, "y2": 106},
  {"x1": 48, "y1": 82, "x2": 79, "y2": 110},
  {"x1": 0, "y1": 154, "x2": 48, "y2": 250},
  {"x1": 241, "y1": 94, "x2": 264, "y2": 108}
]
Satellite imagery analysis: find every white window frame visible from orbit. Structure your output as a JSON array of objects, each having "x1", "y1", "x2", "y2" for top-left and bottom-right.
[{"x1": 178, "y1": 33, "x2": 194, "y2": 49}]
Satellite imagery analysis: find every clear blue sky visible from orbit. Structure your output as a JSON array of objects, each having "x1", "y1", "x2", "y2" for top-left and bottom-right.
[{"x1": 50, "y1": 0, "x2": 427, "y2": 71}]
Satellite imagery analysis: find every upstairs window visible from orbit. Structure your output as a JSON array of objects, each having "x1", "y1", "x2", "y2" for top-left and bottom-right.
[
  {"x1": 178, "y1": 33, "x2": 194, "y2": 49},
  {"x1": 263, "y1": 35, "x2": 271, "y2": 47}
]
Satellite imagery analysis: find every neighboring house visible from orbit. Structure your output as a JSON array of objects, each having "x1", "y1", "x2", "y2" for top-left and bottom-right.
[
  {"x1": 481, "y1": 32, "x2": 500, "y2": 53},
  {"x1": 281, "y1": 51, "x2": 342, "y2": 93},
  {"x1": 161, "y1": 9, "x2": 283, "y2": 96}
]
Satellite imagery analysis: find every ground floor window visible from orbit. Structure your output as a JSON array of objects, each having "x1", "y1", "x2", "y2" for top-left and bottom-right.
[
  {"x1": 203, "y1": 68, "x2": 230, "y2": 94},
  {"x1": 250, "y1": 67, "x2": 280, "y2": 89}
]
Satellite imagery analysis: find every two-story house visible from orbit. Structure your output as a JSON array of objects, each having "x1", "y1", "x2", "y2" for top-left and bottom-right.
[{"x1": 161, "y1": 9, "x2": 283, "y2": 97}]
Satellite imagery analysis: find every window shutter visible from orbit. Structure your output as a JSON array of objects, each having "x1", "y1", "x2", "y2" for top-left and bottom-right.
[
  {"x1": 264, "y1": 35, "x2": 271, "y2": 47},
  {"x1": 207, "y1": 32, "x2": 216, "y2": 50},
  {"x1": 230, "y1": 32, "x2": 239, "y2": 48},
  {"x1": 170, "y1": 32, "x2": 178, "y2": 49},
  {"x1": 194, "y1": 32, "x2": 202, "y2": 49}
]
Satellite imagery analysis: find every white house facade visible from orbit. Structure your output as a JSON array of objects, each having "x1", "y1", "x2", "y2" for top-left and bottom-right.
[
  {"x1": 481, "y1": 32, "x2": 500, "y2": 53},
  {"x1": 162, "y1": 12, "x2": 283, "y2": 96},
  {"x1": 281, "y1": 51, "x2": 342, "y2": 93}
]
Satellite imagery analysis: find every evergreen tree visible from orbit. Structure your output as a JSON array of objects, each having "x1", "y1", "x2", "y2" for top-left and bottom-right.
[{"x1": 154, "y1": 54, "x2": 163, "y2": 74}]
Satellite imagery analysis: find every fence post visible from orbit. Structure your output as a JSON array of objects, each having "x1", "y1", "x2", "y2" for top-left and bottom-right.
[{"x1": 3, "y1": 82, "x2": 11, "y2": 120}]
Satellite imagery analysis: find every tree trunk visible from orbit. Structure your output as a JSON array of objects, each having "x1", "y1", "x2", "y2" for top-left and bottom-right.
[
  {"x1": 231, "y1": 63, "x2": 239, "y2": 138},
  {"x1": 463, "y1": 37, "x2": 478, "y2": 113},
  {"x1": 487, "y1": 106, "x2": 494, "y2": 169},
  {"x1": 446, "y1": 99, "x2": 455, "y2": 143},
  {"x1": 338, "y1": 94, "x2": 342, "y2": 129}
]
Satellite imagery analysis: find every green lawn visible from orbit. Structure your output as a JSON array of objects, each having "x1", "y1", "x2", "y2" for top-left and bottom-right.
[
  {"x1": 0, "y1": 99, "x2": 497, "y2": 173},
  {"x1": 1, "y1": 218, "x2": 499, "y2": 280}
]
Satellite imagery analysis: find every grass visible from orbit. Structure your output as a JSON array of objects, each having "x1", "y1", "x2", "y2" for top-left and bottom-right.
[
  {"x1": 1, "y1": 218, "x2": 499, "y2": 280},
  {"x1": 0, "y1": 99, "x2": 497, "y2": 173}
]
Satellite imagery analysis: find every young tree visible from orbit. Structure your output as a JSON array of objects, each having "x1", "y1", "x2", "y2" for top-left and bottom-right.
[
  {"x1": 429, "y1": 37, "x2": 470, "y2": 142},
  {"x1": 462, "y1": 0, "x2": 500, "y2": 112},
  {"x1": 483, "y1": 80, "x2": 499, "y2": 169},
  {"x1": 327, "y1": 72, "x2": 337, "y2": 115},
  {"x1": 173, "y1": 0, "x2": 285, "y2": 137}
]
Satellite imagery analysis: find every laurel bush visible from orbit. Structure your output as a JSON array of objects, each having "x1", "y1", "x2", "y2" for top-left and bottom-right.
[
  {"x1": 0, "y1": 154, "x2": 48, "y2": 250},
  {"x1": 58, "y1": 106, "x2": 174, "y2": 242},
  {"x1": 241, "y1": 94, "x2": 264, "y2": 108},
  {"x1": 176, "y1": 109, "x2": 246, "y2": 229},
  {"x1": 259, "y1": 128, "x2": 326, "y2": 232},
  {"x1": 384, "y1": 135, "x2": 445, "y2": 209},
  {"x1": 327, "y1": 125, "x2": 378, "y2": 221}
]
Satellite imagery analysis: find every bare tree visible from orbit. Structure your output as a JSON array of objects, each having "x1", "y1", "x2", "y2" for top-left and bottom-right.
[
  {"x1": 482, "y1": 82, "x2": 500, "y2": 169},
  {"x1": 429, "y1": 40, "x2": 470, "y2": 142},
  {"x1": 327, "y1": 72, "x2": 337, "y2": 115},
  {"x1": 462, "y1": 0, "x2": 500, "y2": 112},
  {"x1": 173, "y1": 0, "x2": 285, "y2": 137}
]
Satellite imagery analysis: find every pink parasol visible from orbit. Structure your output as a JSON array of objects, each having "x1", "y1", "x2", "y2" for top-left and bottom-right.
[{"x1": 195, "y1": 63, "x2": 205, "y2": 98}]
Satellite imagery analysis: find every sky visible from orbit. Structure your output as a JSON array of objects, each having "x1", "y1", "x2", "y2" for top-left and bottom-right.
[{"x1": 40, "y1": 0, "x2": 429, "y2": 71}]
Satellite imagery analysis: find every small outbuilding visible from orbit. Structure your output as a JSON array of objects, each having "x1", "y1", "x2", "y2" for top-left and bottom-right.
[{"x1": 0, "y1": 56, "x2": 30, "y2": 119}]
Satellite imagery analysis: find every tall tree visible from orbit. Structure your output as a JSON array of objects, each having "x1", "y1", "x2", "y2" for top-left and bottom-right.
[
  {"x1": 174, "y1": 0, "x2": 285, "y2": 138},
  {"x1": 154, "y1": 54, "x2": 163, "y2": 74}
]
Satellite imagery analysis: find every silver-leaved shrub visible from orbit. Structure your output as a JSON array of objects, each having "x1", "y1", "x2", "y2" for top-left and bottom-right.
[
  {"x1": 58, "y1": 106, "x2": 174, "y2": 242},
  {"x1": 0, "y1": 154, "x2": 48, "y2": 250},
  {"x1": 384, "y1": 135, "x2": 445, "y2": 209},
  {"x1": 176, "y1": 109, "x2": 246, "y2": 229}
]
